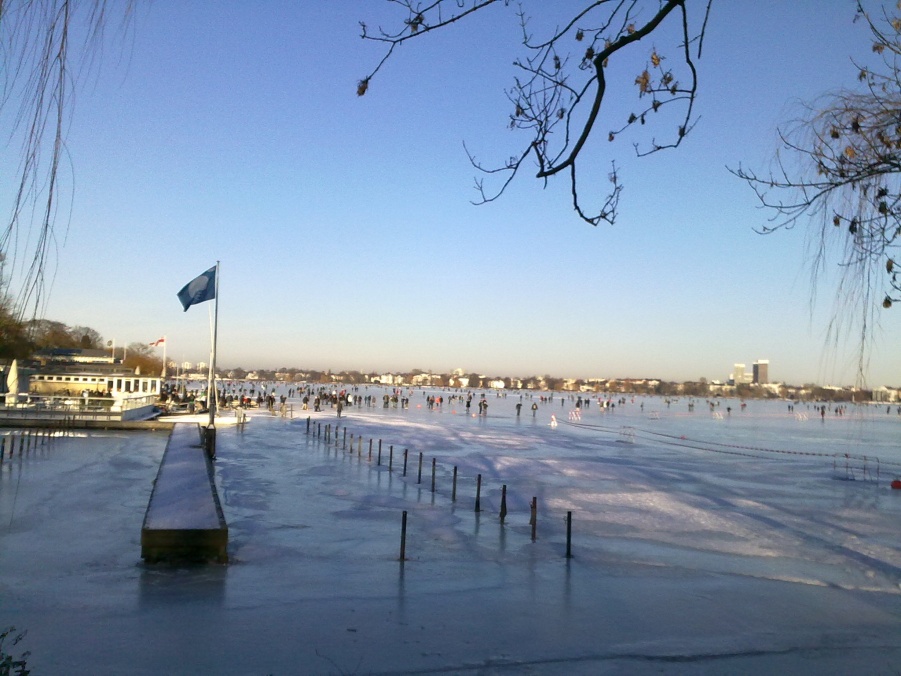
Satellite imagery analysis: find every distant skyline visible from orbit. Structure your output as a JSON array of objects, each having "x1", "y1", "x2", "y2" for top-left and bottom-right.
[
  {"x1": 3, "y1": 1, "x2": 900, "y2": 387},
  {"x1": 174, "y1": 357, "x2": 790, "y2": 388}
]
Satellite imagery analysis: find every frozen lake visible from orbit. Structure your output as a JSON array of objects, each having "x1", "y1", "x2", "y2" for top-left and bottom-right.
[{"x1": 1, "y1": 390, "x2": 900, "y2": 674}]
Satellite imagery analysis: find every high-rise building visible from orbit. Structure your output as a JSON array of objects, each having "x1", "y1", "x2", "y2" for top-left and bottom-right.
[
  {"x1": 753, "y1": 360, "x2": 769, "y2": 384},
  {"x1": 732, "y1": 364, "x2": 746, "y2": 385}
]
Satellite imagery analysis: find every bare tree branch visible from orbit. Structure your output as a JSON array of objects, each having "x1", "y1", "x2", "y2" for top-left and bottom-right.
[
  {"x1": 0, "y1": 0, "x2": 132, "y2": 321},
  {"x1": 732, "y1": 0, "x2": 901, "y2": 378},
  {"x1": 359, "y1": 0, "x2": 710, "y2": 226}
]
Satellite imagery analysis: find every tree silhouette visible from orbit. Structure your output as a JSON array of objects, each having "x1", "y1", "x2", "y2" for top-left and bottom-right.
[
  {"x1": 733, "y1": 1, "x2": 900, "y2": 371},
  {"x1": 359, "y1": 0, "x2": 712, "y2": 226}
]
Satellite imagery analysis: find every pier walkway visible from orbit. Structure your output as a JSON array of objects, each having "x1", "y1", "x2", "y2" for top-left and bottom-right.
[{"x1": 140, "y1": 423, "x2": 228, "y2": 563}]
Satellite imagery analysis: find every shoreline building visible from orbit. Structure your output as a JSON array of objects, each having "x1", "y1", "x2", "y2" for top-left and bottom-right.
[
  {"x1": 753, "y1": 360, "x2": 770, "y2": 385},
  {"x1": 731, "y1": 364, "x2": 750, "y2": 385},
  {"x1": 730, "y1": 360, "x2": 771, "y2": 386}
]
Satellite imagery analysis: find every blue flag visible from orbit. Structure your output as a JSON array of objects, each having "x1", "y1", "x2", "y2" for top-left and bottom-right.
[{"x1": 177, "y1": 266, "x2": 217, "y2": 311}]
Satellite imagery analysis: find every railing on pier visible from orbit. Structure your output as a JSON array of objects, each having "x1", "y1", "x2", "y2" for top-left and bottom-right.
[{"x1": 0, "y1": 393, "x2": 159, "y2": 421}]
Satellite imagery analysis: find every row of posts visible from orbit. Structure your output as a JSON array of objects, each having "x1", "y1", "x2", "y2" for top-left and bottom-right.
[
  {"x1": 0, "y1": 425, "x2": 64, "y2": 463},
  {"x1": 304, "y1": 416, "x2": 575, "y2": 561}
]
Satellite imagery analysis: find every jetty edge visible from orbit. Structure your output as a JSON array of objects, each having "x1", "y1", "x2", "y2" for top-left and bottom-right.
[{"x1": 140, "y1": 422, "x2": 228, "y2": 563}]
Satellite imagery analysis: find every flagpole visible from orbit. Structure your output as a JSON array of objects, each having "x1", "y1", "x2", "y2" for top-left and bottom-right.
[
  {"x1": 176, "y1": 263, "x2": 219, "y2": 457},
  {"x1": 208, "y1": 261, "x2": 220, "y2": 434},
  {"x1": 162, "y1": 336, "x2": 167, "y2": 379}
]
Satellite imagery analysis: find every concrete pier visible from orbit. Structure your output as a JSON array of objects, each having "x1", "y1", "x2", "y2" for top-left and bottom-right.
[{"x1": 141, "y1": 423, "x2": 228, "y2": 563}]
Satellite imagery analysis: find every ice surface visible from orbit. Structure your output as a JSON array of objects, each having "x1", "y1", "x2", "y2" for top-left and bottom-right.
[{"x1": 1, "y1": 391, "x2": 900, "y2": 674}]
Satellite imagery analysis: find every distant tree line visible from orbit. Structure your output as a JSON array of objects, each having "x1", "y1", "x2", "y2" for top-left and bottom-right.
[
  {"x1": 0, "y1": 297, "x2": 103, "y2": 359},
  {"x1": 0, "y1": 295, "x2": 162, "y2": 375}
]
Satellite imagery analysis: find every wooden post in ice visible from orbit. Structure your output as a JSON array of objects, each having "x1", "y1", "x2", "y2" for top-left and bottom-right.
[
  {"x1": 530, "y1": 497, "x2": 537, "y2": 541},
  {"x1": 368, "y1": 439, "x2": 372, "y2": 461},
  {"x1": 417, "y1": 452, "x2": 423, "y2": 484},
  {"x1": 399, "y1": 511, "x2": 408, "y2": 562},
  {"x1": 306, "y1": 416, "x2": 310, "y2": 434},
  {"x1": 475, "y1": 474, "x2": 482, "y2": 512},
  {"x1": 431, "y1": 458, "x2": 436, "y2": 492},
  {"x1": 358, "y1": 436, "x2": 362, "y2": 456},
  {"x1": 377, "y1": 442, "x2": 382, "y2": 466},
  {"x1": 452, "y1": 466, "x2": 457, "y2": 501},
  {"x1": 389, "y1": 445, "x2": 394, "y2": 471},
  {"x1": 403, "y1": 449, "x2": 408, "y2": 476},
  {"x1": 342, "y1": 427, "x2": 347, "y2": 449},
  {"x1": 565, "y1": 511, "x2": 573, "y2": 558},
  {"x1": 500, "y1": 485, "x2": 507, "y2": 523}
]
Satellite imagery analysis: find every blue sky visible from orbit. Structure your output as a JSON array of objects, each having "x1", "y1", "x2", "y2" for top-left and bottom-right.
[{"x1": 4, "y1": 0, "x2": 900, "y2": 386}]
